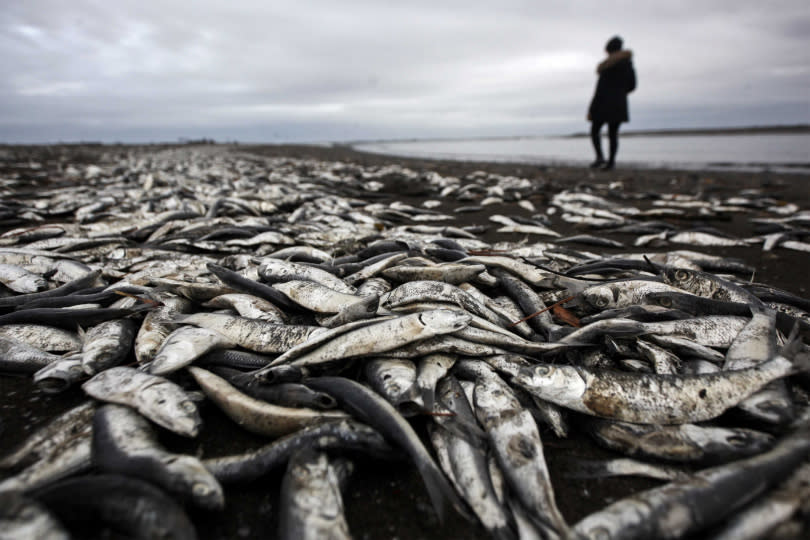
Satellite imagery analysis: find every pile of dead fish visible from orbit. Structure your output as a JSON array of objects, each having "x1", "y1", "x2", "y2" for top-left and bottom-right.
[{"x1": 1, "y1": 145, "x2": 809, "y2": 539}]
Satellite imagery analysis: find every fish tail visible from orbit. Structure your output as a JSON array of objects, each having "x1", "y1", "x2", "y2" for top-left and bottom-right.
[{"x1": 781, "y1": 323, "x2": 806, "y2": 359}]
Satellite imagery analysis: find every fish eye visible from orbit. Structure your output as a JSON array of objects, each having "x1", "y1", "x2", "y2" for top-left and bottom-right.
[
  {"x1": 674, "y1": 269, "x2": 689, "y2": 281},
  {"x1": 658, "y1": 296, "x2": 672, "y2": 308},
  {"x1": 534, "y1": 365, "x2": 551, "y2": 375},
  {"x1": 193, "y1": 483, "x2": 212, "y2": 496},
  {"x1": 181, "y1": 401, "x2": 197, "y2": 413}
]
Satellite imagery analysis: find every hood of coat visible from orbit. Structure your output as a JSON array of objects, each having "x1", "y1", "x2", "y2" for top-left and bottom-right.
[{"x1": 597, "y1": 50, "x2": 632, "y2": 74}]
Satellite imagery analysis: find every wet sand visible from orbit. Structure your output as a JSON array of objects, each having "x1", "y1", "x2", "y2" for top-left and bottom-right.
[{"x1": 1, "y1": 143, "x2": 808, "y2": 539}]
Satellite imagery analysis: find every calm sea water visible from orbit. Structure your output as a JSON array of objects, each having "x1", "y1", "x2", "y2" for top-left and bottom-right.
[{"x1": 355, "y1": 133, "x2": 810, "y2": 173}]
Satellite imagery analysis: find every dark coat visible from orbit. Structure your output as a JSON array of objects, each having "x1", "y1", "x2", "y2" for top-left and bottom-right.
[{"x1": 588, "y1": 50, "x2": 636, "y2": 124}]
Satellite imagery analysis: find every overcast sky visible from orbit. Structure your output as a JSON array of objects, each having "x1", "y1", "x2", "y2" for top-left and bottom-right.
[{"x1": 2, "y1": 0, "x2": 809, "y2": 143}]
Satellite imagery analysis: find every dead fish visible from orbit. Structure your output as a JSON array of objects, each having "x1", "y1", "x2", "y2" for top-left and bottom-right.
[
  {"x1": 33, "y1": 474, "x2": 197, "y2": 540},
  {"x1": 212, "y1": 367, "x2": 337, "y2": 410},
  {"x1": 149, "y1": 326, "x2": 236, "y2": 376},
  {"x1": 92, "y1": 404, "x2": 224, "y2": 509},
  {"x1": 258, "y1": 258, "x2": 356, "y2": 294},
  {"x1": 724, "y1": 305, "x2": 794, "y2": 424},
  {"x1": 0, "y1": 269, "x2": 101, "y2": 309},
  {"x1": 429, "y1": 376, "x2": 515, "y2": 539},
  {"x1": 134, "y1": 294, "x2": 195, "y2": 364},
  {"x1": 0, "y1": 263, "x2": 48, "y2": 293},
  {"x1": 637, "y1": 316, "x2": 749, "y2": 348},
  {"x1": 278, "y1": 449, "x2": 353, "y2": 540},
  {"x1": 82, "y1": 366, "x2": 201, "y2": 437},
  {"x1": 0, "y1": 491, "x2": 71, "y2": 540},
  {"x1": 383, "y1": 281, "x2": 511, "y2": 328},
  {"x1": 33, "y1": 356, "x2": 87, "y2": 393},
  {"x1": 0, "y1": 336, "x2": 71, "y2": 374},
  {"x1": 272, "y1": 279, "x2": 367, "y2": 314},
  {"x1": 709, "y1": 461, "x2": 810, "y2": 540},
  {"x1": 365, "y1": 358, "x2": 422, "y2": 414},
  {"x1": 506, "y1": 340, "x2": 807, "y2": 424},
  {"x1": 276, "y1": 310, "x2": 471, "y2": 370},
  {"x1": 561, "y1": 456, "x2": 690, "y2": 482},
  {"x1": 0, "y1": 324, "x2": 81, "y2": 353},
  {"x1": 174, "y1": 312, "x2": 326, "y2": 354},
  {"x1": 304, "y1": 376, "x2": 471, "y2": 524},
  {"x1": 381, "y1": 262, "x2": 487, "y2": 284},
  {"x1": 572, "y1": 420, "x2": 810, "y2": 540},
  {"x1": 0, "y1": 422, "x2": 92, "y2": 493},
  {"x1": 202, "y1": 292, "x2": 287, "y2": 322},
  {"x1": 188, "y1": 367, "x2": 347, "y2": 437},
  {"x1": 203, "y1": 418, "x2": 393, "y2": 484},
  {"x1": 415, "y1": 353, "x2": 457, "y2": 411},
  {"x1": 578, "y1": 279, "x2": 689, "y2": 312},
  {"x1": 472, "y1": 369, "x2": 569, "y2": 538},
  {"x1": 0, "y1": 401, "x2": 95, "y2": 470},
  {"x1": 585, "y1": 417, "x2": 775, "y2": 464},
  {"x1": 661, "y1": 266, "x2": 763, "y2": 305},
  {"x1": 80, "y1": 318, "x2": 137, "y2": 375}
]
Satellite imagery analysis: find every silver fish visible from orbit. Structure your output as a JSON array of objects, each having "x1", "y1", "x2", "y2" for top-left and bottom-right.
[
  {"x1": 281, "y1": 310, "x2": 471, "y2": 369},
  {"x1": 80, "y1": 318, "x2": 137, "y2": 375},
  {"x1": 149, "y1": 326, "x2": 236, "y2": 376},
  {"x1": 188, "y1": 367, "x2": 347, "y2": 437},
  {"x1": 472, "y1": 369, "x2": 569, "y2": 538},
  {"x1": 175, "y1": 312, "x2": 326, "y2": 354},
  {"x1": 0, "y1": 324, "x2": 81, "y2": 353},
  {"x1": 365, "y1": 358, "x2": 421, "y2": 413},
  {"x1": 0, "y1": 491, "x2": 70, "y2": 540},
  {"x1": 572, "y1": 421, "x2": 810, "y2": 540},
  {"x1": 507, "y1": 346, "x2": 805, "y2": 424},
  {"x1": 585, "y1": 417, "x2": 775, "y2": 464},
  {"x1": 278, "y1": 449, "x2": 353, "y2": 540},
  {"x1": 82, "y1": 366, "x2": 202, "y2": 437},
  {"x1": 92, "y1": 404, "x2": 224, "y2": 509},
  {"x1": 272, "y1": 279, "x2": 367, "y2": 313},
  {"x1": 0, "y1": 263, "x2": 48, "y2": 293}
]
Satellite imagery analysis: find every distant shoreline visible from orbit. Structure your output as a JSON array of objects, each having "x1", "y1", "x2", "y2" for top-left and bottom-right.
[
  {"x1": 566, "y1": 124, "x2": 810, "y2": 138},
  {"x1": 347, "y1": 124, "x2": 809, "y2": 147}
]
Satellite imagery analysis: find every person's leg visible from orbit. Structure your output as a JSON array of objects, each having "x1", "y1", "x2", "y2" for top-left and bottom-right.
[
  {"x1": 605, "y1": 122, "x2": 620, "y2": 169},
  {"x1": 590, "y1": 121, "x2": 605, "y2": 167}
]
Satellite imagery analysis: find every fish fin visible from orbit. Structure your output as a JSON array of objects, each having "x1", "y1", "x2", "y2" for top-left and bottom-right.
[
  {"x1": 642, "y1": 255, "x2": 665, "y2": 277},
  {"x1": 780, "y1": 322, "x2": 804, "y2": 359}
]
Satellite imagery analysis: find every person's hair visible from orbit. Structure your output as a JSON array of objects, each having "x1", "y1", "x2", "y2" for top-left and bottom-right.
[{"x1": 606, "y1": 36, "x2": 623, "y2": 53}]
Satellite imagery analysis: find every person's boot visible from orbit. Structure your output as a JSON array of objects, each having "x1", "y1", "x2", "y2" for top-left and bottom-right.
[
  {"x1": 600, "y1": 161, "x2": 615, "y2": 170},
  {"x1": 589, "y1": 159, "x2": 605, "y2": 168}
]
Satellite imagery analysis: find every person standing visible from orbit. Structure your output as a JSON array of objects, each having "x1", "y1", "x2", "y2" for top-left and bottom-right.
[{"x1": 587, "y1": 36, "x2": 636, "y2": 170}]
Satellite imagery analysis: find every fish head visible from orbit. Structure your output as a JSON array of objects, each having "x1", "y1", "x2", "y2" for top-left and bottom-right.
[
  {"x1": 418, "y1": 309, "x2": 472, "y2": 332},
  {"x1": 525, "y1": 364, "x2": 587, "y2": 404},
  {"x1": 164, "y1": 455, "x2": 225, "y2": 510},
  {"x1": 580, "y1": 285, "x2": 618, "y2": 311},
  {"x1": 33, "y1": 358, "x2": 85, "y2": 394},
  {"x1": 137, "y1": 383, "x2": 202, "y2": 437},
  {"x1": 663, "y1": 267, "x2": 697, "y2": 289},
  {"x1": 707, "y1": 428, "x2": 775, "y2": 460}
]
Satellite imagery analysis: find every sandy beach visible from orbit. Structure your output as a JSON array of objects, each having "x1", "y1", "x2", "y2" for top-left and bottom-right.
[{"x1": 1, "y1": 142, "x2": 809, "y2": 539}]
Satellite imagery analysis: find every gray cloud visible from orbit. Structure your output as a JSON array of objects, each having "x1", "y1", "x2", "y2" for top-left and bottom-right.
[{"x1": 2, "y1": 0, "x2": 808, "y2": 142}]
